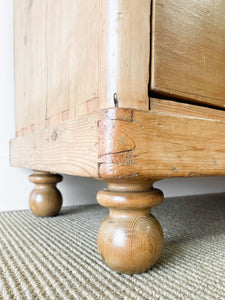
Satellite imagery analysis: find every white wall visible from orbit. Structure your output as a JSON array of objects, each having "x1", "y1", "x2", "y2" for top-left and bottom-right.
[{"x1": 1, "y1": 0, "x2": 225, "y2": 212}]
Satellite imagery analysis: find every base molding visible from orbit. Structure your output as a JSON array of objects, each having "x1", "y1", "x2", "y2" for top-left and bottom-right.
[{"x1": 10, "y1": 102, "x2": 225, "y2": 180}]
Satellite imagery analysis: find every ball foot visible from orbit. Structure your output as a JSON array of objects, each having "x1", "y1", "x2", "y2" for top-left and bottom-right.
[
  {"x1": 97, "y1": 181, "x2": 164, "y2": 274},
  {"x1": 29, "y1": 170, "x2": 63, "y2": 217}
]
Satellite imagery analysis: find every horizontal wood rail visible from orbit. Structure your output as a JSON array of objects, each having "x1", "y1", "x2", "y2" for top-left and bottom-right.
[{"x1": 11, "y1": 101, "x2": 225, "y2": 180}]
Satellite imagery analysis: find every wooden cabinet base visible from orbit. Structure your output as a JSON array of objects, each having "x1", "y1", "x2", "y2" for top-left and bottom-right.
[
  {"x1": 11, "y1": 103, "x2": 225, "y2": 273},
  {"x1": 29, "y1": 171, "x2": 63, "y2": 217},
  {"x1": 97, "y1": 180, "x2": 164, "y2": 274},
  {"x1": 12, "y1": 0, "x2": 225, "y2": 276}
]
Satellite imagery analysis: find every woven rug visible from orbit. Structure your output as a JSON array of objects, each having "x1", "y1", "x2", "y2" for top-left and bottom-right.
[{"x1": 0, "y1": 194, "x2": 224, "y2": 300}]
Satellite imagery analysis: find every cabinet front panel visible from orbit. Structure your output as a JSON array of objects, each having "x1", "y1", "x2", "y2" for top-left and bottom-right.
[{"x1": 151, "y1": 0, "x2": 225, "y2": 109}]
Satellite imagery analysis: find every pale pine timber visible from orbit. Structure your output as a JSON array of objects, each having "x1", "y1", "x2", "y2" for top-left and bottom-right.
[
  {"x1": 97, "y1": 180, "x2": 164, "y2": 274},
  {"x1": 29, "y1": 171, "x2": 63, "y2": 217},
  {"x1": 10, "y1": 111, "x2": 102, "y2": 178},
  {"x1": 150, "y1": 98, "x2": 225, "y2": 122},
  {"x1": 151, "y1": 0, "x2": 225, "y2": 108},
  {"x1": 14, "y1": 0, "x2": 150, "y2": 133},
  {"x1": 98, "y1": 106, "x2": 225, "y2": 179},
  {"x1": 12, "y1": 0, "x2": 225, "y2": 276},
  {"x1": 10, "y1": 103, "x2": 225, "y2": 180}
]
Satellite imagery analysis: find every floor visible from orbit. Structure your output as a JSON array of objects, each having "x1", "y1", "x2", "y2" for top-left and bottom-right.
[{"x1": 0, "y1": 193, "x2": 224, "y2": 299}]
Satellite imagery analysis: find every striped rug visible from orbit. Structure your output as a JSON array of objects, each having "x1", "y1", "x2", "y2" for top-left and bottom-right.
[{"x1": 0, "y1": 194, "x2": 224, "y2": 299}]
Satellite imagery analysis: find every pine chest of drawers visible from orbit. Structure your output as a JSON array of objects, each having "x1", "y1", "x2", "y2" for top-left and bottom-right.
[{"x1": 10, "y1": 0, "x2": 225, "y2": 274}]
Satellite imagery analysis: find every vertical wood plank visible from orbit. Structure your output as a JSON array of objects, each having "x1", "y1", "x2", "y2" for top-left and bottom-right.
[
  {"x1": 117, "y1": 0, "x2": 151, "y2": 110},
  {"x1": 14, "y1": 0, "x2": 47, "y2": 130}
]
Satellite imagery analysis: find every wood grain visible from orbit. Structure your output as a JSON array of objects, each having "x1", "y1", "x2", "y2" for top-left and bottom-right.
[
  {"x1": 150, "y1": 98, "x2": 225, "y2": 122},
  {"x1": 11, "y1": 105, "x2": 225, "y2": 180},
  {"x1": 99, "y1": 107, "x2": 225, "y2": 179},
  {"x1": 14, "y1": 0, "x2": 150, "y2": 133},
  {"x1": 29, "y1": 171, "x2": 63, "y2": 217},
  {"x1": 97, "y1": 180, "x2": 164, "y2": 274},
  {"x1": 151, "y1": 0, "x2": 225, "y2": 108},
  {"x1": 14, "y1": 0, "x2": 47, "y2": 131},
  {"x1": 116, "y1": 0, "x2": 151, "y2": 110},
  {"x1": 14, "y1": 0, "x2": 103, "y2": 131},
  {"x1": 11, "y1": 111, "x2": 103, "y2": 178}
]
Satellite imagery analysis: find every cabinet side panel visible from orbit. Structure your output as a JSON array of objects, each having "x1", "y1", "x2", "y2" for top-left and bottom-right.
[
  {"x1": 14, "y1": 0, "x2": 151, "y2": 136},
  {"x1": 14, "y1": 0, "x2": 47, "y2": 132},
  {"x1": 45, "y1": 0, "x2": 104, "y2": 119},
  {"x1": 14, "y1": 0, "x2": 107, "y2": 134}
]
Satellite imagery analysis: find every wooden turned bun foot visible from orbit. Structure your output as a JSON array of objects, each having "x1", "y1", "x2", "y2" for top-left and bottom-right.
[
  {"x1": 97, "y1": 181, "x2": 164, "y2": 274},
  {"x1": 29, "y1": 171, "x2": 63, "y2": 217}
]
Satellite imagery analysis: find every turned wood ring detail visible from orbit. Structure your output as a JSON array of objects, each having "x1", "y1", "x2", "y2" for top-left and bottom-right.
[{"x1": 97, "y1": 181, "x2": 164, "y2": 274}]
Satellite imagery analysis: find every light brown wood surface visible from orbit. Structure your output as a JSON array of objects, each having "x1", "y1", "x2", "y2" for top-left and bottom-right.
[
  {"x1": 99, "y1": 106, "x2": 225, "y2": 179},
  {"x1": 29, "y1": 171, "x2": 63, "y2": 217},
  {"x1": 151, "y1": 0, "x2": 225, "y2": 108},
  {"x1": 14, "y1": 0, "x2": 103, "y2": 131},
  {"x1": 10, "y1": 104, "x2": 225, "y2": 179},
  {"x1": 97, "y1": 180, "x2": 164, "y2": 274},
  {"x1": 12, "y1": 0, "x2": 225, "y2": 276},
  {"x1": 11, "y1": 111, "x2": 102, "y2": 178},
  {"x1": 116, "y1": 0, "x2": 151, "y2": 110},
  {"x1": 150, "y1": 98, "x2": 225, "y2": 122},
  {"x1": 14, "y1": 0, "x2": 150, "y2": 133}
]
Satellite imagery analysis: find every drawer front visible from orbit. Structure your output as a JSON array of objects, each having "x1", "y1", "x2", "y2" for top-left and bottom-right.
[{"x1": 151, "y1": 0, "x2": 225, "y2": 109}]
